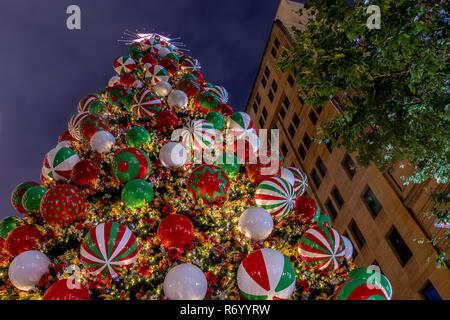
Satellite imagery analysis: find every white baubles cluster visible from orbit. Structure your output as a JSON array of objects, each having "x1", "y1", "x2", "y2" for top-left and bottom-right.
[
  {"x1": 342, "y1": 235, "x2": 354, "y2": 260},
  {"x1": 159, "y1": 142, "x2": 188, "y2": 168},
  {"x1": 238, "y1": 207, "x2": 273, "y2": 241},
  {"x1": 281, "y1": 167, "x2": 295, "y2": 187},
  {"x1": 163, "y1": 264, "x2": 208, "y2": 300},
  {"x1": 167, "y1": 90, "x2": 188, "y2": 109},
  {"x1": 8, "y1": 250, "x2": 51, "y2": 291},
  {"x1": 153, "y1": 81, "x2": 172, "y2": 97},
  {"x1": 90, "y1": 130, "x2": 115, "y2": 153}
]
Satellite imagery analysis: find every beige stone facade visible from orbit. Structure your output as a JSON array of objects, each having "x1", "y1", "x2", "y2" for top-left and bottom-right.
[{"x1": 245, "y1": 0, "x2": 450, "y2": 300}]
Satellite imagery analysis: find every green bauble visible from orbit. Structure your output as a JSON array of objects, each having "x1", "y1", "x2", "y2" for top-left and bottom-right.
[
  {"x1": 166, "y1": 52, "x2": 179, "y2": 63},
  {"x1": 122, "y1": 179, "x2": 154, "y2": 210},
  {"x1": 205, "y1": 111, "x2": 225, "y2": 130},
  {"x1": 126, "y1": 126, "x2": 151, "y2": 148},
  {"x1": 88, "y1": 100, "x2": 106, "y2": 116},
  {"x1": 317, "y1": 213, "x2": 332, "y2": 228},
  {"x1": 0, "y1": 217, "x2": 20, "y2": 239},
  {"x1": 22, "y1": 186, "x2": 47, "y2": 213},
  {"x1": 129, "y1": 44, "x2": 143, "y2": 60},
  {"x1": 182, "y1": 73, "x2": 197, "y2": 83},
  {"x1": 214, "y1": 152, "x2": 240, "y2": 178}
]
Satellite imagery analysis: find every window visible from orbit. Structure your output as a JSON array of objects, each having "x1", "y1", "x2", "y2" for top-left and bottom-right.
[
  {"x1": 288, "y1": 124, "x2": 296, "y2": 138},
  {"x1": 387, "y1": 227, "x2": 412, "y2": 267},
  {"x1": 311, "y1": 169, "x2": 321, "y2": 189},
  {"x1": 349, "y1": 219, "x2": 366, "y2": 249},
  {"x1": 332, "y1": 186, "x2": 344, "y2": 208},
  {"x1": 268, "y1": 90, "x2": 274, "y2": 102},
  {"x1": 293, "y1": 114, "x2": 300, "y2": 127},
  {"x1": 264, "y1": 66, "x2": 270, "y2": 78},
  {"x1": 281, "y1": 143, "x2": 288, "y2": 157},
  {"x1": 252, "y1": 102, "x2": 258, "y2": 113},
  {"x1": 316, "y1": 106, "x2": 323, "y2": 114},
  {"x1": 363, "y1": 187, "x2": 382, "y2": 217},
  {"x1": 343, "y1": 231, "x2": 358, "y2": 259},
  {"x1": 271, "y1": 47, "x2": 277, "y2": 58},
  {"x1": 309, "y1": 110, "x2": 318, "y2": 125},
  {"x1": 283, "y1": 96, "x2": 290, "y2": 109},
  {"x1": 259, "y1": 116, "x2": 264, "y2": 128},
  {"x1": 256, "y1": 92, "x2": 261, "y2": 104},
  {"x1": 271, "y1": 80, "x2": 278, "y2": 93},
  {"x1": 288, "y1": 74, "x2": 295, "y2": 87},
  {"x1": 326, "y1": 198, "x2": 338, "y2": 220},
  {"x1": 342, "y1": 154, "x2": 356, "y2": 179},
  {"x1": 298, "y1": 95, "x2": 304, "y2": 105},
  {"x1": 298, "y1": 145, "x2": 307, "y2": 160},
  {"x1": 421, "y1": 281, "x2": 442, "y2": 300},
  {"x1": 303, "y1": 133, "x2": 311, "y2": 149},
  {"x1": 262, "y1": 107, "x2": 268, "y2": 119},
  {"x1": 261, "y1": 76, "x2": 267, "y2": 88},
  {"x1": 316, "y1": 157, "x2": 327, "y2": 177},
  {"x1": 280, "y1": 108, "x2": 286, "y2": 119},
  {"x1": 274, "y1": 37, "x2": 280, "y2": 49}
]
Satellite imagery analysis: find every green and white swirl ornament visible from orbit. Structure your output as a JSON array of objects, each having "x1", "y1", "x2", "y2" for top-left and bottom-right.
[
  {"x1": 173, "y1": 119, "x2": 216, "y2": 152},
  {"x1": 41, "y1": 147, "x2": 80, "y2": 182},
  {"x1": 255, "y1": 177, "x2": 295, "y2": 219}
]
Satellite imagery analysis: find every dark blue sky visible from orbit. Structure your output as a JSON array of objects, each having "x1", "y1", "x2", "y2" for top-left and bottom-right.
[{"x1": 0, "y1": 0, "x2": 294, "y2": 218}]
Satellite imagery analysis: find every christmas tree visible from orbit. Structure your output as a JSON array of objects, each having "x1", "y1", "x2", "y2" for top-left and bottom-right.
[{"x1": 0, "y1": 33, "x2": 392, "y2": 300}]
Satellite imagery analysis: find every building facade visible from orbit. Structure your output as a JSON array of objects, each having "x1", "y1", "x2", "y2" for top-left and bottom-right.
[{"x1": 245, "y1": 0, "x2": 450, "y2": 300}]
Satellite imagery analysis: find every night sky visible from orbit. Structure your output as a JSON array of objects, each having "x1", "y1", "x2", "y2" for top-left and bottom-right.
[{"x1": 0, "y1": 0, "x2": 298, "y2": 218}]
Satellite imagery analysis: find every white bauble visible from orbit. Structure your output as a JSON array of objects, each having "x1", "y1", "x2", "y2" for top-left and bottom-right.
[
  {"x1": 167, "y1": 90, "x2": 188, "y2": 109},
  {"x1": 159, "y1": 142, "x2": 187, "y2": 168},
  {"x1": 157, "y1": 47, "x2": 171, "y2": 58},
  {"x1": 342, "y1": 236, "x2": 354, "y2": 260},
  {"x1": 90, "y1": 130, "x2": 115, "y2": 153},
  {"x1": 108, "y1": 75, "x2": 120, "y2": 87},
  {"x1": 153, "y1": 81, "x2": 172, "y2": 97},
  {"x1": 163, "y1": 264, "x2": 207, "y2": 300},
  {"x1": 281, "y1": 167, "x2": 295, "y2": 187},
  {"x1": 133, "y1": 79, "x2": 143, "y2": 89},
  {"x1": 8, "y1": 250, "x2": 50, "y2": 291},
  {"x1": 238, "y1": 207, "x2": 274, "y2": 241}
]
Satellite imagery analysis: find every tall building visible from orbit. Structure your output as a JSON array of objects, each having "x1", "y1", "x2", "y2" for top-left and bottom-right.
[{"x1": 245, "y1": 0, "x2": 450, "y2": 300}]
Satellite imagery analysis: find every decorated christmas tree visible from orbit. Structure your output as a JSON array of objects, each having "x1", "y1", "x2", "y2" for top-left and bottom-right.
[{"x1": 0, "y1": 33, "x2": 392, "y2": 300}]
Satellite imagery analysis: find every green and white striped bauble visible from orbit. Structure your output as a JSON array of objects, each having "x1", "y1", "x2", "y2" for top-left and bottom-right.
[
  {"x1": 227, "y1": 112, "x2": 255, "y2": 139},
  {"x1": 173, "y1": 119, "x2": 216, "y2": 152},
  {"x1": 255, "y1": 177, "x2": 295, "y2": 219}
]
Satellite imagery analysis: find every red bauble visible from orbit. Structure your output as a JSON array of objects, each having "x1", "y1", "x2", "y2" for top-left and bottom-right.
[
  {"x1": 191, "y1": 70, "x2": 204, "y2": 85},
  {"x1": 220, "y1": 103, "x2": 234, "y2": 116},
  {"x1": 156, "y1": 110, "x2": 179, "y2": 130},
  {"x1": 157, "y1": 214, "x2": 194, "y2": 249},
  {"x1": 295, "y1": 195, "x2": 318, "y2": 222},
  {"x1": 245, "y1": 149, "x2": 282, "y2": 184},
  {"x1": 40, "y1": 184, "x2": 87, "y2": 227},
  {"x1": 43, "y1": 279, "x2": 90, "y2": 300},
  {"x1": 141, "y1": 52, "x2": 157, "y2": 65},
  {"x1": 58, "y1": 130, "x2": 75, "y2": 143},
  {"x1": 71, "y1": 160, "x2": 100, "y2": 186},
  {"x1": 160, "y1": 57, "x2": 179, "y2": 75},
  {"x1": 120, "y1": 73, "x2": 136, "y2": 87},
  {"x1": 5, "y1": 225, "x2": 42, "y2": 257}
]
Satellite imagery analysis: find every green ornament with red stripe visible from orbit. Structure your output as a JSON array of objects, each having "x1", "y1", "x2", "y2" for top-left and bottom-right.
[
  {"x1": 111, "y1": 148, "x2": 151, "y2": 183},
  {"x1": 187, "y1": 164, "x2": 229, "y2": 207},
  {"x1": 198, "y1": 91, "x2": 221, "y2": 114},
  {"x1": 165, "y1": 52, "x2": 179, "y2": 63},
  {"x1": 334, "y1": 278, "x2": 390, "y2": 300},
  {"x1": 237, "y1": 248, "x2": 296, "y2": 300},
  {"x1": 347, "y1": 267, "x2": 392, "y2": 299},
  {"x1": 11, "y1": 182, "x2": 40, "y2": 213},
  {"x1": 0, "y1": 217, "x2": 21, "y2": 240},
  {"x1": 80, "y1": 222, "x2": 139, "y2": 278}
]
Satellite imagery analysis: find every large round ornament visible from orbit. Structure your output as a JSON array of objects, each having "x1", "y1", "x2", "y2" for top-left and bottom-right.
[
  {"x1": 0, "y1": 217, "x2": 20, "y2": 239},
  {"x1": 187, "y1": 165, "x2": 229, "y2": 206},
  {"x1": 68, "y1": 112, "x2": 89, "y2": 141},
  {"x1": 238, "y1": 207, "x2": 274, "y2": 241},
  {"x1": 144, "y1": 64, "x2": 169, "y2": 85},
  {"x1": 227, "y1": 112, "x2": 255, "y2": 139},
  {"x1": 334, "y1": 279, "x2": 389, "y2": 300},
  {"x1": 106, "y1": 84, "x2": 131, "y2": 107},
  {"x1": 8, "y1": 250, "x2": 50, "y2": 291},
  {"x1": 90, "y1": 130, "x2": 115, "y2": 154},
  {"x1": 6, "y1": 225, "x2": 43, "y2": 257},
  {"x1": 287, "y1": 167, "x2": 308, "y2": 197},
  {"x1": 42, "y1": 147, "x2": 80, "y2": 182},
  {"x1": 237, "y1": 249, "x2": 295, "y2": 300},
  {"x1": 255, "y1": 177, "x2": 295, "y2": 219},
  {"x1": 80, "y1": 115, "x2": 108, "y2": 140},
  {"x1": 153, "y1": 80, "x2": 172, "y2": 97},
  {"x1": 167, "y1": 90, "x2": 189, "y2": 109},
  {"x1": 348, "y1": 267, "x2": 392, "y2": 299},
  {"x1": 163, "y1": 264, "x2": 207, "y2": 300},
  {"x1": 174, "y1": 119, "x2": 216, "y2": 152},
  {"x1": 157, "y1": 214, "x2": 194, "y2": 249},
  {"x1": 43, "y1": 279, "x2": 90, "y2": 300},
  {"x1": 298, "y1": 225, "x2": 345, "y2": 271},
  {"x1": 177, "y1": 79, "x2": 200, "y2": 98},
  {"x1": 156, "y1": 110, "x2": 179, "y2": 129},
  {"x1": 80, "y1": 222, "x2": 138, "y2": 278},
  {"x1": 40, "y1": 184, "x2": 87, "y2": 227},
  {"x1": 22, "y1": 186, "x2": 47, "y2": 214},
  {"x1": 159, "y1": 142, "x2": 188, "y2": 168},
  {"x1": 295, "y1": 195, "x2": 320, "y2": 223},
  {"x1": 131, "y1": 89, "x2": 162, "y2": 119},
  {"x1": 113, "y1": 56, "x2": 136, "y2": 75},
  {"x1": 140, "y1": 51, "x2": 157, "y2": 65},
  {"x1": 206, "y1": 85, "x2": 228, "y2": 103},
  {"x1": 205, "y1": 111, "x2": 225, "y2": 130},
  {"x1": 11, "y1": 182, "x2": 40, "y2": 213},
  {"x1": 126, "y1": 126, "x2": 151, "y2": 148},
  {"x1": 71, "y1": 160, "x2": 100, "y2": 187},
  {"x1": 77, "y1": 94, "x2": 99, "y2": 113},
  {"x1": 121, "y1": 179, "x2": 154, "y2": 210},
  {"x1": 317, "y1": 213, "x2": 332, "y2": 228},
  {"x1": 246, "y1": 149, "x2": 282, "y2": 185},
  {"x1": 227, "y1": 132, "x2": 260, "y2": 162},
  {"x1": 108, "y1": 75, "x2": 121, "y2": 87},
  {"x1": 179, "y1": 55, "x2": 201, "y2": 72},
  {"x1": 198, "y1": 91, "x2": 220, "y2": 114},
  {"x1": 214, "y1": 152, "x2": 240, "y2": 178},
  {"x1": 111, "y1": 148, "x2": 151, "y2": 183},
  {"x1": 280, "y1": 167, "x2": 295, "y2": 187},
  {"x1": 341, "y1": 235, "x2": 353, "y2": 260}
]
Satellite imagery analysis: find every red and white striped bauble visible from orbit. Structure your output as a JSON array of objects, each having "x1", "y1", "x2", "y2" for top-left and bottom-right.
[
  {"x1": 173, "y1": 119, "x2": 216, "y2": 152},
  {"x1": 113, "y1": 56, "x2": 136, "y2": 75},
  {"x1": 206, "y1": 85, "x2": 229, "y2": 103},
  {"x1": 144, "y1": 64, "x2": 169, "y2": 85},
  {"x1": 131, "y1": 89, "x2": 162, "y2": 119},
  {"x1": 227, "y1": 112, "x2": 255, "y2": 139},
  {"x1": 255, "y1": 177, "x2": 295, "y2": 219},
  {"x1": 68, "y1": 112, "x2": 90, "y2": 141},
  {"x1": 77, "y1": 94, "x2": 98, "y2": 112},
  {"x1": 287, "y1": 167, "x2": 308, "y2": 197},
  {"x1": 180, "y1": 55, "x2": 201, "y2": 72}
]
